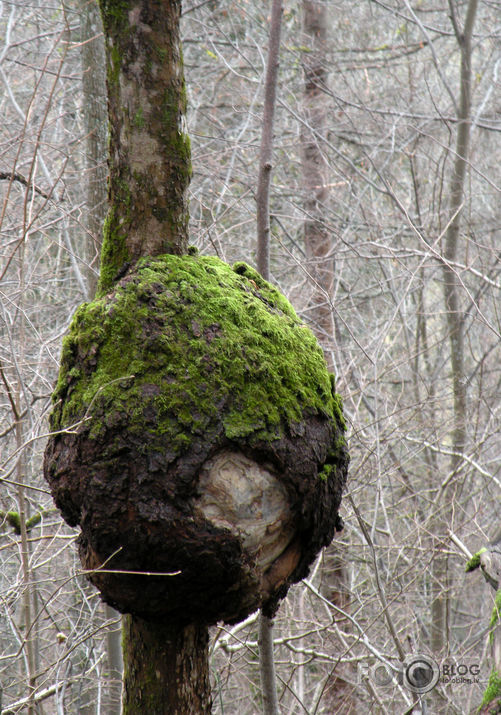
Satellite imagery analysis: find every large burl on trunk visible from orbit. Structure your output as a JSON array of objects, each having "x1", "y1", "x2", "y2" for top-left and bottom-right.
[{"x1": 44, "y1": 253, "x2": 348, "y2": 624}]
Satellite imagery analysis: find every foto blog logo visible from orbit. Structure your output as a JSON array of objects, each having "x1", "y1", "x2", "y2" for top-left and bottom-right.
[{"x1": 358, "y1": 654, "x2": 479, "y2": 694}]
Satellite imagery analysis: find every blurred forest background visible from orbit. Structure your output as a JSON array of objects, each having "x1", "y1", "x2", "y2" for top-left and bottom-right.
[{"x1": 0, "y1": 0, "x2": 500, "y2": 713}]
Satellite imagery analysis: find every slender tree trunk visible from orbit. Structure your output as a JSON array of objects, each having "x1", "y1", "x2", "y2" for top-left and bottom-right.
[
  {"x1": 432, "y1": 0, "x2": 478, "y2": 656},
  {"x1": 80, "y1": 0, "x2": 107, "y2": 297},
  {"x1": 301, "y1": 0, "x2": 334, "y2": 361},
  {"x1": 96, "y1": 1, "x2": 209, "y2": 709},
  {"x1": 258, "y1": 614, "x2": 279, "y2": 715},
  {"x1": 256, "y1": 0, "x2": 283, "y2": 281},
  {"x1": 255, "y1": 3, "x2": 283, "y2": 711},
  {"x1": 301, "y1": 4, "x2": 354, "y2": 712}
]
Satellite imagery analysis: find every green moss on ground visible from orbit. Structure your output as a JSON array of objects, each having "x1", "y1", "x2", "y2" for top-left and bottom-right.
[{"x1": 52, "y1": 254, "x2": 344, "y2": 456}]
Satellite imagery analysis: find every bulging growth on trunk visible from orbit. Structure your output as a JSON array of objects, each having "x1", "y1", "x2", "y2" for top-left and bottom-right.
[{"x1": 44, "y1": 254, "x2": 348, "y2": 624}]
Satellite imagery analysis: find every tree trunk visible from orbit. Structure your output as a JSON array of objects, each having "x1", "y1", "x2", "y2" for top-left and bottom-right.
[
  {"x1": 96, "y1": 1, "x2": 210, "y2": 709},
  {"x1": 301, "y1": 0, "x2": 334, "y2": 361},
  {"x1": 432, "y1": 0, "x2": 478, "y2": 657},
  {"x1": 80, "y1": 0, "x2": 107, "y2": 297},
  {"x1": 97, "y1": 0, "x2": 191, "y2": 295},
  {"x1": 122, "y1": 617, "x2": 211, "y2": 714},
  {"x1": 105, "y1": 604, "x2": 123, "y2": 715},
  {"x1": 301, "y1": 4, "x2": 355, "y2": 712},
  {"x1": 256, "y1": 0, "x2": 283, "y2": 281}
]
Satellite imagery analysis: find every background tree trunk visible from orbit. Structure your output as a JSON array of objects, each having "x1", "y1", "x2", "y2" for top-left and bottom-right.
[
  {"x1": 80, "y1": 0, "x2": 107, "y2": 297},
  {"x1": 301, "y1": 4, "x2": 355, "y2": 711},
  {"x1": 301, "y1": 0, "x2": 335, "y2": 362},
  {"x1": 431, "y1": 0, "x2": 478, "y2": 657}
]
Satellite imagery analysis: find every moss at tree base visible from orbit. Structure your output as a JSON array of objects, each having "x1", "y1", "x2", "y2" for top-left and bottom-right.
[{"x1": 44, "y1": 254, "x2": 348, "y2": 624}]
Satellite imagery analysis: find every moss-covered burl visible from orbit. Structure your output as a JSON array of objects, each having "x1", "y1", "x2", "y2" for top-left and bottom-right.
[{"x1": 44, "y1": 253, "x2": 348, "y2": 624}]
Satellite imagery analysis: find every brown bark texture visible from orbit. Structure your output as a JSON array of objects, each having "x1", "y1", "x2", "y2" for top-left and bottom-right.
[
  {"x1": 97, "y1": 0, "x2": 191, "y2": 294},
  {"x1": 44, "y1": 255, "x2": 348, "y2": 624},
  {"x1": 122, "y1": 616, "x2": 211, "y2": 714}
]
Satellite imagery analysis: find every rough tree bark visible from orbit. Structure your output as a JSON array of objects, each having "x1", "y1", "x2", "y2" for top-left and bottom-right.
[
  {"x1": 122, "y1": 617, "x2": 211, "y2": 714},
  {"x1": 96, "y1": 1, "x2": 208, "y2": 711},
  {"x1": 97, "y1": 0, "x2": 190, "y2": 296}
]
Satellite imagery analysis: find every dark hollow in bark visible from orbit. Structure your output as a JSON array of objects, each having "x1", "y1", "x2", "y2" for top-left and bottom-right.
[{"x1": 44, "y1": 253, "x2": 348, "y2": 625}]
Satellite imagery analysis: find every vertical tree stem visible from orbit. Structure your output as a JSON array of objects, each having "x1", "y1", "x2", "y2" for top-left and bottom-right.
[
  {"x1": 255, "y1": 3, "x2": 284, "y2": 711},
  {"x1": 256, "y1": 0, "x2": 283, "y2": 281},
  {"x1": 96, "y1": 1, "x2": 211, "y2": 709},
  {"x1": 122, "y1": 617, "x2": 211, "y2": 714},
  {"x1": 97, "y1": 0, "x2": 191, "y2": 295},
  {"x1": 432, "y1": 0, "x2": 478, "y2": 656},
  {"x1": 258, "y1": 614, "x2": 280, "y2": 715}
]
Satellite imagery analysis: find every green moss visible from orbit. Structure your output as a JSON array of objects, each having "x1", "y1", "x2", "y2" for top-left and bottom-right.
[
  {"x1": 0, "y1": 509, "x2": 44, "y2": 535},
  {"x1": 2, "y1": 511, "x2": 20, "y2": 534},
  {"x1": 480, "y1": 668, "x2": 501, "y2": 710},
  {"x1": 98, "y1": 0, "x2": 129, "y2": 34},
  {"x1": 466, "y1": 548, "x2": 487, "y2": 572},
  {"x1": 133, "y1": 106, "x2": 145, "y2": 129},
  {"x1": 52, "y1": 254, "x2": 345, "y2": 462},
  {"x1": 318, "y1": 464, "x2": 333, "y2": 482},
  {"x1": 489, "y1": 590, "x2": 501, "y2": 635},
  {"x1": 97, "y1": 208, "x2": 131, "y2": 295},
  {"x1": 98, "y1": 173, "x2": 134, "y2": 295}
]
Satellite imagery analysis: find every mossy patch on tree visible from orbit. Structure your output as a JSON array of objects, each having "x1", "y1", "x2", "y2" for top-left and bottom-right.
[
  {"x1": 466, "y1": 548, "x2": 488, "y2": 572},
  {"x1": 490, "y1": 590, "x2": 501, "y2": 636},
  {"x1": 480, "y1": 668, "x2": 501, "y2": 712},
  {"x1": 44, "y1": 254, "x2": 348, "y2": 624}
]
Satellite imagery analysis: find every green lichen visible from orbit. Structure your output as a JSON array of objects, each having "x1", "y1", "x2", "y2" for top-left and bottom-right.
[
  {"x1": 480, "y1": 668, "x2": 501, "y2": 711},
  {"x1": 466, "y1": 548, "x2": 487, "y2": 572},
  {"x1": 51, "y1": 254, "x2": 345, "y2": 462}
]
